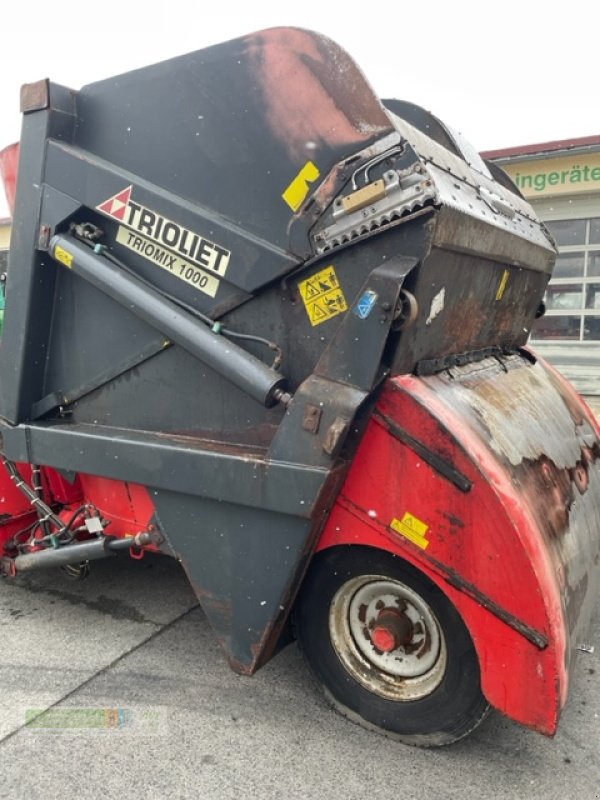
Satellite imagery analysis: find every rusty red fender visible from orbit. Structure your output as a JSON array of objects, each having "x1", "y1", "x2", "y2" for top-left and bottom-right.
[{"x1": 316, "y1": 353, "x2": 600, "y2": 735}]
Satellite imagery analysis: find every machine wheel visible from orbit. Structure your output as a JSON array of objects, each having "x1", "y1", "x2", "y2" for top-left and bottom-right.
[{"x1": 294, "y1": 546, "x2": 489, "y2": 746}]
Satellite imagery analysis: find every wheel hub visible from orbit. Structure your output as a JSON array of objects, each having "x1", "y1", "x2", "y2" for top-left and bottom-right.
[
  {"x1": 370, "y1": 608, "x2": 414, "y2": 653},
  {"x1": 329, "y1": 575, "x2": 447, "y2": 701}
]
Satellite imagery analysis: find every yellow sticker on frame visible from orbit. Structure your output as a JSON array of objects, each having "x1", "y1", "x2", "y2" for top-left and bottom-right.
[
  {"x1": 298, "y1": 266, "x2": 347, "y2": 327},
  {"x1": 390, "y1": 512, "x2": 430, "y2": 550},
  {"x1": 495, "y1": 268, "x2": 510, "y2": 301},
  {"x1": 54, "y1": 245, "x2": 73, "y2": 268},
  {"x1": 282, "y1": 161, "x2": 320, "y2": 211}
]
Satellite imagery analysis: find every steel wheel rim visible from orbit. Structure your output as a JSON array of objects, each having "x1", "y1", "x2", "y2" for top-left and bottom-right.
[{"x1": 328, "y1": 574, "x2": 447, "y2": 701}]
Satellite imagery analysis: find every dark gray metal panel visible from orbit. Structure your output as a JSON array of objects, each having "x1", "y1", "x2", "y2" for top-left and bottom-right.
[
  {"x1": 72, "y1": 29, "x2": 392, "y2": 253},
  {"x1": 44, "y1": 141, "x2": 300, "y2": 295},
  {"x1": 49, "y1": 235, "x2": 287, "y2": 407},
  {"x1": 151, "y1": 490, "x2": 317, "y2": 673},
  {"x1": 0, "y1": 421, "x2": 330, "y2": 518},
  {"x1": 315, "y1": 257, "x2": 418, "y2": 388},
  {"x1": 40, "y1": 266, "x2": 170, "y2": 412},
  {"x1": 267, "y1": 257, "x2": 417, "y2": 469},
  {"x1": 69, "y1": 345, "x2": 284, "y2": 442},
  {"x1": 33, "y1": 337, "x2": 169, "y2": 419},
  {"x1": 0, "y1": 84, "x2": 77, "y2": 424},
  {"x1": 267, "y1": 375, "x2": 369, "y2": 469},
  {"x1": 432, "y1": 201, "x2": 554, "y2": 273}
]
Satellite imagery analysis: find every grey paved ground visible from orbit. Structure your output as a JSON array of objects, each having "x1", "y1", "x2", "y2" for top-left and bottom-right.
[{"x1": 1, "y1": 553, "x2": 598, "y2": 800}]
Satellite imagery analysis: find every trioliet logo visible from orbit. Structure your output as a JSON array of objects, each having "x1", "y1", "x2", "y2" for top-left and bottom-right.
[{"x1": 96, "y1": 186, "x2": 231, "y2": 278}]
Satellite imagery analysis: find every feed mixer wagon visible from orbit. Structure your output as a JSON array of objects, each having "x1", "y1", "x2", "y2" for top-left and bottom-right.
[{"x1": 0, "y1": 28, "x2": 598, "y2": 746}]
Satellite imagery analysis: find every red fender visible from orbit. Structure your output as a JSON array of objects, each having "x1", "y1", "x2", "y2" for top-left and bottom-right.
[{"x1": 317, "y1": 353, "x2": 600, "y2": 735}]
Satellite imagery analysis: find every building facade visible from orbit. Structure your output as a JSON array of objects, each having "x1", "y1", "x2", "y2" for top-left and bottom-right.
[{"x1": 483, "y1": 136, "x2": 600, "y2": 400}]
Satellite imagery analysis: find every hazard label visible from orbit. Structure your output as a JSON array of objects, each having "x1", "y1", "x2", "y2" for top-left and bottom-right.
[
  {"x1": 390, "y1": 513, "x2": 430, "y2": 550},
  {"x1": 298, "y1": 266, "x2": 347, "y2": 327}
]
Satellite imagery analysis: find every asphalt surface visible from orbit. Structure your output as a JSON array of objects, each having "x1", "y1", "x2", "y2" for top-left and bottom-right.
[{"x1": 1, "y1": 552, "x2": 598, "y2": 800}]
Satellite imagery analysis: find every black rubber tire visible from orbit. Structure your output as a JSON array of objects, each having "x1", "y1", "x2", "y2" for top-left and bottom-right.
[{"x1": 294, "y1": 546, "x2": 489, "y2": 746}]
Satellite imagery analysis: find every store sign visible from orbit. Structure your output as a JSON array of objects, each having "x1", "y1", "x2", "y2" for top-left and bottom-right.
[{"x1": 502, "y1": 153, "x2": 600, "y2": 198}]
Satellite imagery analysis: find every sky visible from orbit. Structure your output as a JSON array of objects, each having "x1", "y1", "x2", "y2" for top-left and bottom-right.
[{"x1": 1, "y1": 0, "x2": 597, "y2": 218}]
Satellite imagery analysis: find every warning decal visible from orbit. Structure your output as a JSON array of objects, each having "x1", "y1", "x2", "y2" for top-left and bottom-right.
[
  {"x1": 298, "y1": 266, "x2": 347, "y2": 327},
  {"x1": 390, "y1": 513, "x2": 430, "y2": 550}
]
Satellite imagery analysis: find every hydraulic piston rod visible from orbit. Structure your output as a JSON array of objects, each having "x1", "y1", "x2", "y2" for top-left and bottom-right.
[
  {"x1": 48, "y1": 235, "x2": 289, "y2": 408},
  {"x1": 7, "y1": 532, "x2": 156, "y2": 574}
]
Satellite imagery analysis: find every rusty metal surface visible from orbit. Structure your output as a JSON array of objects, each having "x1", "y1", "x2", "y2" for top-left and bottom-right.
[
  {"x1": 248, "y1": 28, "x2": 392, "y2": 164},
  {"x1": 383, "y1": 111, "x2": 555, "y2": 272},
  {"x1": 387, "y1": 110, "x2": 550, "y2": 234},
  {"x1": 20, "y1": 79, "x2": 50, "y2": 113},
  {"x1": 430, "y1": 353, "x2": 600, "y2": 672}
]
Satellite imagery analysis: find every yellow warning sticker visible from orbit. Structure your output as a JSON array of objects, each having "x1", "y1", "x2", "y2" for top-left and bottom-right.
[
  {"x1": 282, "y1": 161, "x2": 320, "y2": 211},
  {"x1": 495, "y1": 268, "x2": 510, "y2": 301},
  {"x1": 54, "y1": 245, "x2": 73, "y2": 269},
  {"x1": 390, "y1": 513, "x2": 430, "y2": 550},
  {"x1": 298, "y1": 266, "x2": 347, "y2": 327}
]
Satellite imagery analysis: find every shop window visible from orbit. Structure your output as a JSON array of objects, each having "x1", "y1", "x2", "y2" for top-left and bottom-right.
[
  {"x1": 586, "y1": 283, "x2": 600, "y2": 309},
  {"x1": 553, "y1": 252, "x2": 584, "y2": 278},
  {"x1": 533, "y1": 315, "x2": 581, "y2": 340},
  {"x1": 531, "y1": 217, "x2": 600, "y2": 344},
  {"x1": 545, "y1": 285, "x2": 581, "y2": 310},
  {"x1": 583, "y1": 316, "x2": 600, "y2": 340},
  {"x1": 546, "y1": 219, "x2": 586, "y2": 247}
]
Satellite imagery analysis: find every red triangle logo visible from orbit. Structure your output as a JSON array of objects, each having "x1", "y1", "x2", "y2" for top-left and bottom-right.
[{"x1": 96, "y1": 185, "x2": 133, "y2": 221}]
